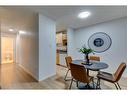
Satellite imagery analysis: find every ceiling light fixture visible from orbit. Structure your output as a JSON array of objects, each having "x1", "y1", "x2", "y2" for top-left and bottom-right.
[
  {"x1": 19, "y1": 30, "x2": 26, "y2": 34},
  {"x1": 9, "y1": 28, "x2": 14, "y2": 32},
  {"x1": 78, "y1": 11, "x2": 91, "y2": 19}
]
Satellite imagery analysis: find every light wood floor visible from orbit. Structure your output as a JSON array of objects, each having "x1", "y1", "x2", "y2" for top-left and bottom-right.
[{"x1": 0, "y1": 63, "x2": 127, "y2": 89}]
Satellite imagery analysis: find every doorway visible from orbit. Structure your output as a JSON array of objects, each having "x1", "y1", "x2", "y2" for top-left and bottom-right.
[
  {"x1": 56, "y1": 30, "x2": 67, "y2": 66},
  {"x1": 1, "y1": 35, "x2": 16, "y2": 64}
]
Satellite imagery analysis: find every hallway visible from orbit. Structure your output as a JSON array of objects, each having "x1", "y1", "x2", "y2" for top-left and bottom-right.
[{"x1": 1, "y1": 64, "x2": 38, "y2": 89}]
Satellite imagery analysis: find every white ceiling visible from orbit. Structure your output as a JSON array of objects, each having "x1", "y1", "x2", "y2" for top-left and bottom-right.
[
  {"x1": 0, "y1": 7, "x2": 37, "y2": 33},
  {"x1": 29, "y1": 6, "x2": 127, "y2": 31},
  {"x1": 1, "y1": 6, "x2": 127, "y2": 32}
]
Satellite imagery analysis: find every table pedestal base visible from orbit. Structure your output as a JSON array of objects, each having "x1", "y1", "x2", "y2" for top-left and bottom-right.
[
  {"x1": 77, "y1": 83, "x2": 93, "y2": 89},
  {"x1": 77, "y1": 83, "x2": 100, "y2": 90}
]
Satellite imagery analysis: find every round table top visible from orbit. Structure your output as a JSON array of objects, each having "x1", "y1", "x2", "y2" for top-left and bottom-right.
[{"x1": 72, "y1": 60, "x2": 109, "y2": 71}]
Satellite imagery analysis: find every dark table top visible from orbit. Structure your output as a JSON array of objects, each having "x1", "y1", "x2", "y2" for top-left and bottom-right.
[{"x1": 72, "y1": 60, "x2": 109, "y2": 71}]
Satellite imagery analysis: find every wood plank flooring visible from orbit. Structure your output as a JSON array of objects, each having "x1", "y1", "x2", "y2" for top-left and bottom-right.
[{"x1": 0, "y1": 63, "x2": 127, "y2": 89}]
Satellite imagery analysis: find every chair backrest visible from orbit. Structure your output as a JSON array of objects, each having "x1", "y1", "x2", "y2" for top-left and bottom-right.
[
  {"x1": 69, "y1": 63, "x2": 90, "y2": 83},
  {"x1": 114, "y1": 63, "x2": 126, "y2": 82},
  {"x1": 89, "y1": 56, "x2": 100, "y2": 61},
  {"x1": 65, "y1": 56, "x2": 72, "y2": 69}
]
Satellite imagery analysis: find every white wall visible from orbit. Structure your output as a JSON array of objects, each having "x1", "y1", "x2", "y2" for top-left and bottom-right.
[
  {"x1": 39, "y1": 14, "x2": 56, "y2": 81},
  {"x1": 18, "y1": 14, "x2": 39, "y2": 80},
  {"x1": 0, "y1": 8, "x2": 39, "y2": 80},
  {"x1": 73, "y1": 17, "x2": 127, "y2": 77},
  {"x1": 0, "y1": 8, "x2": 56, "y2": 81},
  {"x1": 16, "y1": 32, "x2": 20, "y2": 64},
  {"x1": 67, "y1": 28, "x2": 76, "y2": 59}
]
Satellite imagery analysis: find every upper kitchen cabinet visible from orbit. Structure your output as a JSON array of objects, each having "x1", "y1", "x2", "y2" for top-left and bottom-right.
[{"x1": 56, "y1": 30, "x2": 67, "y2": 52}]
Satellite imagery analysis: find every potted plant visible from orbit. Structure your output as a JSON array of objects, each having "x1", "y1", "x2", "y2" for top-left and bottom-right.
[{"x1": 79, "y1": 45, "x2": 94, "y2": 64}]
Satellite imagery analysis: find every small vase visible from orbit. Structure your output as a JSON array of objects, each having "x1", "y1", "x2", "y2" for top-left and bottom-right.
[{"x1": 85, "y1": 54, "x2": 89, "y2": 64}]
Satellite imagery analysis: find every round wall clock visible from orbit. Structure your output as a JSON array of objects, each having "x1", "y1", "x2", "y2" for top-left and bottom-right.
[{"x1": 88, "y1": 32, "x2": 112, "y2": 53}]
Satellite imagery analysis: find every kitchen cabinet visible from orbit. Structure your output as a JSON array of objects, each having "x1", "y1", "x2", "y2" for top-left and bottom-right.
[{"x1": 56, "y1": 30, "x2": 67, "y2": 65}]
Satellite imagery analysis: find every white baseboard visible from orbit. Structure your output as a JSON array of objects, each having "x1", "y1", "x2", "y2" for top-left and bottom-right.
[
  {"x1": 38, "y1": 73, "x2": 56, "y2": 81},
  {"x1": 18, "y1": 64, "x2": 38, "y2": 81}
]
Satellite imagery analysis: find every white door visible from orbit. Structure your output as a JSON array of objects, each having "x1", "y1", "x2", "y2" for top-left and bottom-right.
[{"x1": 1, "y1": 36, "x2": 16, "y2": 64}]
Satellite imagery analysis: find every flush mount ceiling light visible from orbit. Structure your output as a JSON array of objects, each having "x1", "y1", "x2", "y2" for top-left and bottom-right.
[
  {"x1": 19, "y1": 30, "x2": 26, "y2": 34},
  {"x1": 9, "y1": 28, "x2": 14, "y2": 32},
  {"x1": 78, "y1": 11, "x2": 91, "y2": 19}
]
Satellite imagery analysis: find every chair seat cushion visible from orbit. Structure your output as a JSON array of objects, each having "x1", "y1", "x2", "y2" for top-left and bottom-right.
[{"x1": 97, "y1": 71, "x2": 115, "y2": 82}]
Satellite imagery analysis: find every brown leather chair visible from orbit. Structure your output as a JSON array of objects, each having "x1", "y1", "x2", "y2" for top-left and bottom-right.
[
  {"x1": 89, "y1": 56, "x2": 100, "y2": 77},
  {"x1": 64, "y1": 56, "x2": 72, "y2": 81},
  {"x1": 97, "y1": 63, "x2": 126, "y2": 89},
  {"x1": 89, "y1": 56, "x2": 100, "y2": 61},
  {"x1": 69, "y1": 63, "x2": 94, "y2": 89}
]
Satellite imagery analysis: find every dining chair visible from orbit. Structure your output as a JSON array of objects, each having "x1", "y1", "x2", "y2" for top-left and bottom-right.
[
  {"x1": 89, "y1": 56, "x2": 100, "y2": 61},
  {"x1": 89, "y1": 56, "x2": 100, "y2": 78},
  {"x1": 64, "y1": 56, "x2": 72, "y2": 81},
  {"x1": 69, "y1": 63, "x2": 94, "y2": 89},
  {"x1": 96, "y1": 62, "x2": 126, "y2": 89}
]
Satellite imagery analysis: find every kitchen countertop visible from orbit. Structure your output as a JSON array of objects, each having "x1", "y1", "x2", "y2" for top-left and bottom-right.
[{"x1": 57, "y1": 49, "x2": 67, "y2": 54}]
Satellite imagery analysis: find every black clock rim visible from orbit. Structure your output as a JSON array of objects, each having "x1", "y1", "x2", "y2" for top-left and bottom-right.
[{"x1": 88, "y1": 32, "x2": 112, "y2": 53}]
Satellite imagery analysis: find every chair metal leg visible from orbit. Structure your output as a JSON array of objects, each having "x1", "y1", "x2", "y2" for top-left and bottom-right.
[
  {"x1": 76, "y1": 80, "x2": 79, "y2": 87},
  {"x1": 69, "y1": 78, "x2": 73, "y2": 89},
  {"x1": 64, "y1": 69, "x2": 70, "y2": 81},
  {"x1": 92, "y1": 78, "x2": 95, "y2": 88},
  {"x1": 98, "y1": 79, "x2": 100, "y2": 89},
  {"x1": 86, "y1": 83, "x2": 90, "y2": 88},
  {"x1": 114, "y1": 83, "x2": 118, "y2": 89},
  {"x1": 96, "y1": 78, "x2": 100, "y2": 89},
  {"x1": 117, "y1": 82, "x2": 121, "y2": 90},
  {"x1": 96, "y1": 78, "x2": 99, "y2": 89}
]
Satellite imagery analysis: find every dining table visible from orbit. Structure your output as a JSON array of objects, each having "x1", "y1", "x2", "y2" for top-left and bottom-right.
[{"x1": 72, "y1": 59, "x2": 109, "y2": 89}]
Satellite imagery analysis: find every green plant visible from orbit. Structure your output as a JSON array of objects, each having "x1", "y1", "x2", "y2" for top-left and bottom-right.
[{"x1": 79, "y1": 46, "x2": 94, "y2": 55}]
